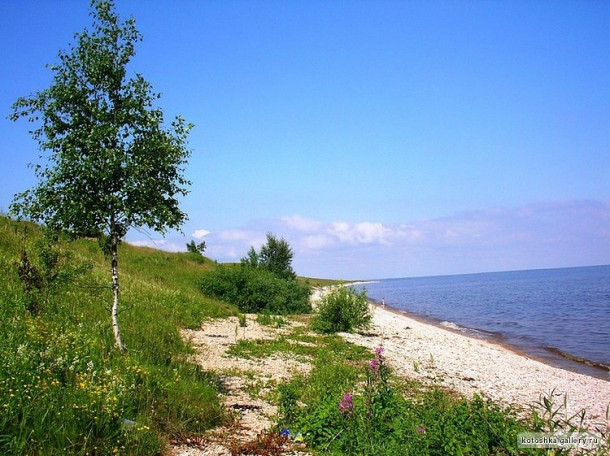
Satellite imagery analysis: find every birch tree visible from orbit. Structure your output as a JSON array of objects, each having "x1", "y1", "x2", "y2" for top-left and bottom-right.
[{"x1": 10, "y1": 0, "x2": 192, "y2": 352}]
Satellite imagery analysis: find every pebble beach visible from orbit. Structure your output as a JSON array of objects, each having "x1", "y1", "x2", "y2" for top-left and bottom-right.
[{"x1": 340, "y1": 302, "x2": 610, "y2": 431}]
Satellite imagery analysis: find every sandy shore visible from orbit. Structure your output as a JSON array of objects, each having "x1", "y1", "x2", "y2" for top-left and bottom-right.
[{"x1": 339, "y1": 302, "x2": 610, "y2": 431}]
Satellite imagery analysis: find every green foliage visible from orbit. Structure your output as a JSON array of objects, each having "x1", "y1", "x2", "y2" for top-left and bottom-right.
[
  {"x1": 256, "y1": 312, "x2": 288, "y2": 328},
  {"x1": 10, "y1": 0, "x2": 192, "y2": 239},
  {"x1": 312, "y1": 286, "x2": 372, "y2": 334},
  {"x1": 200, "y1": 264, "x2": 311, "y2": 314},
  {"x1": 278, "y1": 345, "x2": 548, "y2": 456},
  {"x1": 242, "y1": 233, "x2": 296, "y2": 280},
  {"x1": 186, "y1": 240, "x2": 206, "y2": 257},
  {"x1": 16, "y1": 235, "x2": 91, "y2": 315},
  {"x1": 201, "y1": 234, "x2": 309, "y2": 315},
  {"x1": 0, "y1": 216, "x2": 232, "y2": 454},
  {"x1": 9, "y1": 0, "x2": 192, "y2": 351},
  {"x1": 241, "y1": 246, "x2": 260, "y2": 269},
  {"x1": 277, "y1": 384, "x2": 299, "y2": 424},
  {"x1": 258, "y1": 233, "x2": 296, "y2": 280}
]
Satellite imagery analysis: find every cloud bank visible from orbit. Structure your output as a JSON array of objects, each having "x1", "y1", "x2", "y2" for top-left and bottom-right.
[{"x1": 127, "y1": 200, "x2": 610, "y2": 279}]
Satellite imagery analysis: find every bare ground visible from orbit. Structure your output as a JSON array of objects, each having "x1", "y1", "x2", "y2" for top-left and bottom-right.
[{"x1": 168, "y1": 315, "x2": 313, "y2": 456}]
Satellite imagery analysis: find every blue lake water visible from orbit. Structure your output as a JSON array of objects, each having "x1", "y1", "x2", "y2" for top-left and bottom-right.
[{"x1": 353, "y1": 265, "x2": 610, "y2": 380}]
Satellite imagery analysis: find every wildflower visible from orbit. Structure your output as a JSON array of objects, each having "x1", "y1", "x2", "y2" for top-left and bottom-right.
[
  {"x1": 369, "y1": 358, "x2": 380, "y2": 374},
  {"x1": 375, "y1": 346, "x2": 384, "y2": 356},
  {"x1": 417, "y1": 425, "x2": 426, "y2": 434},
  {"x1": 338, "y1": 393, "x2": 354, "y2": 416}
]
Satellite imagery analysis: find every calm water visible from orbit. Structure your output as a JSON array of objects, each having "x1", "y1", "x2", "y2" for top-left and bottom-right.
[{"x1": 354, "y1": 265, "x2": 610, "y2": 380}]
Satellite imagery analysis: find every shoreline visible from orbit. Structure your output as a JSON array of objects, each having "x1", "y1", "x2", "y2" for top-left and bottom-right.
[
  {"x1": 369, "y1": 298, "x2": 610, "y2": 381},
  {"x1": 330, "y1": 293, "x2": 610, "y2": 430}
]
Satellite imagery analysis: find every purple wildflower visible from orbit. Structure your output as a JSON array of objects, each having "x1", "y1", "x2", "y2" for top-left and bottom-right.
[
  {"x1": 369, "y1": 358, "x2": 380, "y2": 374},
  {"x1": 338, "y1": 393, "x2": 354, "y2": 415},
  {"x1": 375, "y1": 346, "x2": 384, "y2": 356},
  {"x1": 417, "y1": 425, "x2": 426, "y2": 434}
]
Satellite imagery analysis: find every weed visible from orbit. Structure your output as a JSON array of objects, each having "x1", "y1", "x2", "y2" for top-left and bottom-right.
[
  {"x1": 229, "y1": 430, "x2": 290, "y2": 456},
  {"x1": 275, "y1": 340, "x2": 567, "y2": 455},
  {"x1": 530, "y1": 389, "x2": 609, "y2": 454},
  {"x1": 257, "y1": 312, "x2": 288, "y2": 328}
]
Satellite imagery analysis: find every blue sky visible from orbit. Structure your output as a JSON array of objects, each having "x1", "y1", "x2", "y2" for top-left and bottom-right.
[{"x1": 1, "y1": 1, "x2": 609, "y2": 279}]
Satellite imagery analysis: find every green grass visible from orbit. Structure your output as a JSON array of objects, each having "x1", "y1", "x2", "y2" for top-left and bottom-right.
[
  {"x1": 277, "y1": 347, "x2": 550, "y2": 455},
  {"x1": 225, "y1": 323, "x2": 371, "y2": 364},
  {"x1": 298, "y1": 277, "x2": 357, "y2": 288},
  {"x1": 256, "y1": 312, "x2": 289, "y2": 327},
  {"x1": 0, "y1": 216, "x2": 236, "y2": 455}
]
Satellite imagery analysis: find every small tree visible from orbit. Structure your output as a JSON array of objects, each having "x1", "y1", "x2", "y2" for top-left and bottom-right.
[
  {"x1": 255, "y1": 233, "x2": 296, "y2": 280},
  {"x1": 186, "y1": 240, "x2": 206, "y2": 256},
  {"x1": 10, "y1": 0, "x2": 192, "y2": 352},
  {"x1": 240, "y1": 246, "x2": 259, "y2": 268}
]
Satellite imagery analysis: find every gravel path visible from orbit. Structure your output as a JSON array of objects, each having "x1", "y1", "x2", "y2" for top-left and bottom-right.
[{"x1": 170, "y1": 315, "x2": 312, "y2": 456}]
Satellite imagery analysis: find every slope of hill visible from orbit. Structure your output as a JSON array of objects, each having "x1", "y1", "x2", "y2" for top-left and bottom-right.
[{"x1": 0, "y1": 216, "x2": 236, "y2": 455}]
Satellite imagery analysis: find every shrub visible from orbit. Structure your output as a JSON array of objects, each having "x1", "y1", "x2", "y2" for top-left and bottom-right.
[
  {"x1": 312, "y1": 286, "x2": 372, "y2": 333},
  {"x1": 199, "y1": 265, "x2": 311, "y2": 314}
]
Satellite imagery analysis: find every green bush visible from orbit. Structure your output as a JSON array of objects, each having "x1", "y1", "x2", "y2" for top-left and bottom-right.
[
  {"x1": 312, "y1": 286, "x2": 372, "y2": 333},
  {"x1": 199, "y1": 265, "x2": 311, "y2": 314}
]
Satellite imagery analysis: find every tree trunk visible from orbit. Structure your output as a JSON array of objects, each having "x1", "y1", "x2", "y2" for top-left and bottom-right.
[{"x1": 110, "y1": 230, "x2": 125, "y2": 352}]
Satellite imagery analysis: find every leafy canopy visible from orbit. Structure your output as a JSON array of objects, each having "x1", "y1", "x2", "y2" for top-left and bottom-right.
[
  {"x1": 9, "y1": 0, "x2": 192, "y2": 352},
  {"x1": 10, "y1": 0, "x2": 192, "y2": 240},
  {"x1": 242, "y1": 232, "x2": 296, "y2": 280}
]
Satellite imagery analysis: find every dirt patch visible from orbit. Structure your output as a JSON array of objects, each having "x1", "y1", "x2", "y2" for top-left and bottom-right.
[{"x1": 169, "y1": 315, "x2": 313, "y2": 455}]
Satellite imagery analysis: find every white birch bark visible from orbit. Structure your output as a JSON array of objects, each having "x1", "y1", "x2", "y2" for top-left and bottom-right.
[{"x1": 110, "y1": 231, "x2": 125, "y2": 352}]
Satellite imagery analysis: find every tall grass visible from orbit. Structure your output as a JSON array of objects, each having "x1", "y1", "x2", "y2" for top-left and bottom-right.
[{"x1": 0, "y1": 216, "x2": 235, "y2": 455}]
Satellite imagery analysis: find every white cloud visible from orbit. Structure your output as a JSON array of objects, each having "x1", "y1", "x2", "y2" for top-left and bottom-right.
[
  {"x1": 302, "y1": 234, "x2": 334, "y2": 250},
  {"x1": 125, "y1": 201, "x2": 610, "y2": 279},
  {"x1": 328, "y1": 221, "x2": 390, "y2": 245},
  {"x1": 396, "y1": 225, "x2": 424, "y2": 242},
  {"x1": 217, "y1": 229, "x2": 253, "y2": 241},
  {"x1": 282, "y1": 215, "x2": 323, "y2": 232},
  {"x1": 192, "y1": 229, "x2": 210, "y2": 239}
]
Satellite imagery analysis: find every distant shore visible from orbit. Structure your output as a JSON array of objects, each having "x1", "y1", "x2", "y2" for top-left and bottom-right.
[{"x1": 328, "y1": 292, "x2": 610, "y2": 430}]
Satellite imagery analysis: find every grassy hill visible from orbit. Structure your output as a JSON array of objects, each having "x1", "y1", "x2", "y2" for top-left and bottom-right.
[{"x1": 0, "y1": 216, "x2": 237, "y2": 455}]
